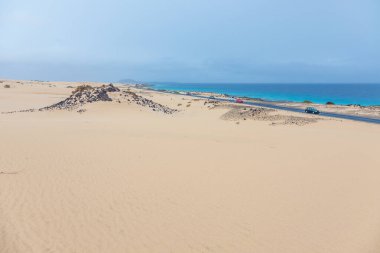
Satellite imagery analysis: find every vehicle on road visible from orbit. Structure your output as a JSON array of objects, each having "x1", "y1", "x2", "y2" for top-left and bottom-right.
[
  {"x1": 236, "y1": 98, "x2": 244, "y2": 103},
  {"x1": 209, "y1": 96, "x2": 215, "y2": 99},
  {"x1": 305, "y1": 107, "x2": 320, "y2": 114}
]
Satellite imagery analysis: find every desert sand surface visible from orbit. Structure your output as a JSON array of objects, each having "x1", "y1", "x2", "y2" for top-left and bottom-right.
[
  {"x1": 1, "y1": 80, "x2": 380, "y2": 253},
  {"x1": 276, "y1": 101, "x2": 380, "y2": 119}
]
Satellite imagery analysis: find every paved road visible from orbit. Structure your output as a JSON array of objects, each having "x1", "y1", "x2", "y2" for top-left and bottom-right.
[{"x1": 162, "y1": 91, "x2": 380, "y2": 125}]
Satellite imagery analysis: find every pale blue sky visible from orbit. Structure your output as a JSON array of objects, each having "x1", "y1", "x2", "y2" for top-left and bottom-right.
[{"x1": 0, "y1": 0, "x2": 379, "y2": 83}]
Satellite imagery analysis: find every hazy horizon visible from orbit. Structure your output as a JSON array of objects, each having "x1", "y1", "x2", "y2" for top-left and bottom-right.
[{"x1": 1, "y1": 0, "x2": 379, "y2": 83}]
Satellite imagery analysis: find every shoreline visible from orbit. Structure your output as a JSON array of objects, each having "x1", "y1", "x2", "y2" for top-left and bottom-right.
[
  {"x1": 135, "y1": 82, "x2": 380, "y2": 107},
  {"x1": 130, "y1": 83, "x2": 380, "y2": 107},
  {"x1": 126, "y1": 83, "x2": 380, "y2": 120}
]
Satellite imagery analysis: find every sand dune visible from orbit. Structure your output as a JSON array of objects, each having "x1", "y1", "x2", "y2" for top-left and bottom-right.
[{"x1": 1, "y1": 80, "x2": 380, "y2": 253}]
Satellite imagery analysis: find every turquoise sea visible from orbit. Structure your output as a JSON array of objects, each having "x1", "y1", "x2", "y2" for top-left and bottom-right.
[{"x1": 151, "y1": 83, "x2": 380, "y2": 106}]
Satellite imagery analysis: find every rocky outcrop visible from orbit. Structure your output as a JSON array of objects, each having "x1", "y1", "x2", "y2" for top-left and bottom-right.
[
  {"x1": 221, "y1": 107, "x2": 274, "y2": 121},
  {"x1": 2, "y1": 84, "x2": 177, "y2": 114},
  {"x1": 41, "y1": 84, "x2": 120, "y2": 110},
  {"x1": 221, "y1": 106, "x2": 319, "y2": 126},
  {"x1": 40, "y1": 83, "x2": 120, "y2": 110},
  {"x1": 122, "y1": 91, "x2": 177, "y2": 114}
]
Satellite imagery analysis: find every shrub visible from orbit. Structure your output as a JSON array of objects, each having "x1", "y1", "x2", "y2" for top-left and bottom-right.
[
  {"x1": 326, "y1": 101, "x2": 335, "y2": 105},
  {"x1": 72, "y1": 85, "x2": 92, "y2": 94},
  {"x1": 4, "y1": 84, "x2": 10, "y2": 88},
  {"x1": 303, "y1": 100, "x2": 313, "y2": 104}
]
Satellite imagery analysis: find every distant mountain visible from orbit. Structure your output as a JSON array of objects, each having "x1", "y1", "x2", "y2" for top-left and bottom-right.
[{"x1": 118, "y1": 78, "x2": 147, "y2": 85}]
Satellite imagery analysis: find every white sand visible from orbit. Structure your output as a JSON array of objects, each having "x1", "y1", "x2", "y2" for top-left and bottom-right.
[{"x1": 1, "y1": 80, "x2": 380, "y2": 253}]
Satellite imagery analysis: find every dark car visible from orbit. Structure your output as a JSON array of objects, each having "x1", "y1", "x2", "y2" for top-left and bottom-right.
[
  {"x1": 305, "y1": 107, "x2": 320, "y2": 114},
  {"x1": 209, "y1": 96, "x2": 215, "y2": 99}
]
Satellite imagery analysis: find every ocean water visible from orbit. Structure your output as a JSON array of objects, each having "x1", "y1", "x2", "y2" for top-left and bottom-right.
[{"x1": 151, "y1": 83, "x2": 380, "y2": 106}]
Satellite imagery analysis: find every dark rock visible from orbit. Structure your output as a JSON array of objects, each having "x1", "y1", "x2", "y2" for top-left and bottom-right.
[{"x1": 40, "y1": 84, "x2": 119, "y2": 111}]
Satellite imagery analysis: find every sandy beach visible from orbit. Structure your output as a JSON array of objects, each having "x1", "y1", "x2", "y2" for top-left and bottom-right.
[{"x1": 1, "y1": 80, "x2": 380, "y2": 253}]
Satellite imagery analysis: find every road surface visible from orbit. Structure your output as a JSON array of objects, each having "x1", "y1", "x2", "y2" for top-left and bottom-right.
[{"x1": 160, "y1": 90, "x2": 380, "y2": 125}]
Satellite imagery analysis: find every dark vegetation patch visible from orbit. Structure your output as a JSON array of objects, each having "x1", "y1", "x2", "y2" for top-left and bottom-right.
[{"x1": 72, "y1": 85, "x2": 93, "y2": 94}]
